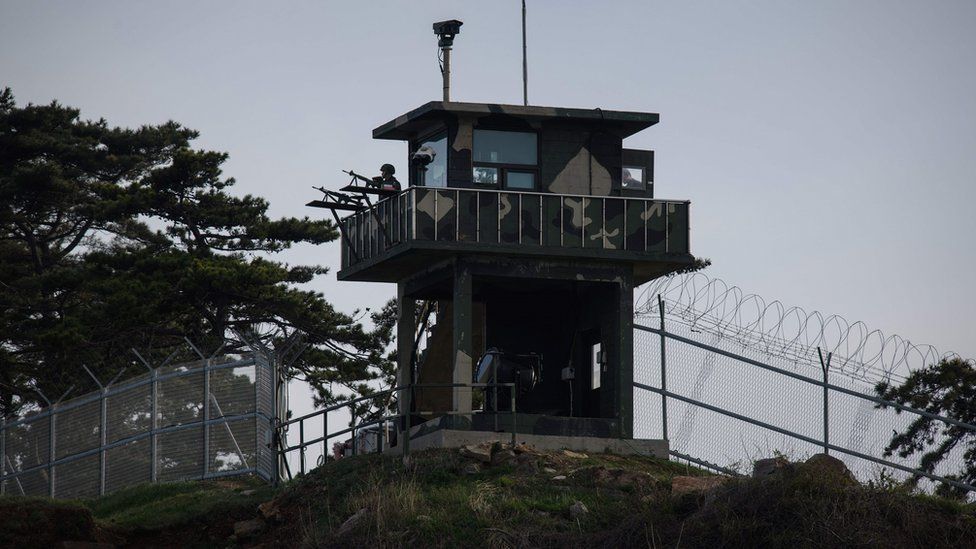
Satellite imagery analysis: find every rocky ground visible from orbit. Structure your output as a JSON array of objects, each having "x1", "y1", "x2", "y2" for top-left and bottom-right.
[{"x1": 2, "y1": 443, "x2": 974, "y2": 548}]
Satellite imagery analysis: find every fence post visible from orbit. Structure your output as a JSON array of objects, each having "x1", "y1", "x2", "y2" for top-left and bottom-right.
[
  {"x1": 99, "y1": 387, "x2": 108, "y2": 495},
  {"x1": 1, "y1": 416, "x2": 5, "y2": 495},
  {"x1": 351, "y1": 403, "x2": 358, "y2": 457},
  {"x1": 269, "y1": 353, "x2": 279, "y2": 487},
  {"x1": 49, "y1": 403, "x2": 56, "y2": 497},
  {"x1": 254, "y1": 355, "x2": 260, "y2": 478},
  {"x1": 203, "y1": 359, "x2": 211, "y2": 479},
  {"x1": 150, "y1": 367, "x2": 158, "y2": 483},
  {"x1": 817, "y1": 347, "x2": 832, "y2": 455},
  {"x1": 658, "y1": 294, "x2": 669, "y2": 441},
  {"x1": 299, "y1": 419, "x2": 306, "y2": 475}
]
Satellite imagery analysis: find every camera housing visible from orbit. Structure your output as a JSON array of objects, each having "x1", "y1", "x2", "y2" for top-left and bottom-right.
[{"x1": 432, "y1": 19, "x2": 463, "y2": 48}]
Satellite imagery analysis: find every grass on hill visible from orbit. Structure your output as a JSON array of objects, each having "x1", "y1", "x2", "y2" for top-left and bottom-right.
[{"x1": 2, "y1": 445, "x2": 975, "y2": 548}]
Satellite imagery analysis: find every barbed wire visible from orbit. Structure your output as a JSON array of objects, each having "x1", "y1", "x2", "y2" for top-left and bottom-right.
[{"x1": 636, "y1": 272, "x2": 973, "y2": 384}]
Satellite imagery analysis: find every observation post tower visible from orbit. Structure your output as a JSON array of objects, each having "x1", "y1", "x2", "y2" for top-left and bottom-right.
[{"x1": 313, "y1": 21, "x2": 698, "y2": 455}]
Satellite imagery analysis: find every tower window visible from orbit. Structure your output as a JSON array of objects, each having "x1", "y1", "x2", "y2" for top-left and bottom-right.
[
  {"x1": 473, "y1": 129, "x2": 538, "y2": 190},
  {"x1": 621, "y1": 166, "x2": 645, "y2": 190},
  {"x1": 416, "y1": 131, "x2": 448, "y2": 187},
  {"x1": 591, "y1": 343, "x2": 602, "y2": 390}
]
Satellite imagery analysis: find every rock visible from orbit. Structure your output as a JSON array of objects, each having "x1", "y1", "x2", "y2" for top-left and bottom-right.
[
  {"x1": 240, "y1": 489, "x2": 257, "y2": 496},
  {"x1": 552, "y1": 475, "x2": 567, "y2": 481},
  {"x1": 491, "y1": 448, "x2": 517, "y2": 466},
  {"x1": 336, "y1": 508, "x2": 368, "y2": 537},
  {"x1": 462, "y1": 462, "x2": 482, "y2": 475},
  {"x1": 543, "y1": 467, "x2": 557, "y2": 474},
  {"x1": 460, "y1": 443, "x2": 494, "y2": 463},
  {"x1": 802, "y1": 453, "x2": 849, "y2": 476},
  {"x1": 670, "y1": 476, "x2": 727, "y2": 497},
  {"x1": 576, "y1": 466, "x2": 659, "y2": 494},
  {"x1": 233, "y1": 518, "x2": 266, "y2": 538},
  {"x1": 512, "y1": 443, "x2": 535, "y2": 454},
  {"x1": 515, "y1": 453, "x2": 539, "y2": 474},
  {"x1": 562, "y1": 449, "x2": 588, "y2": 459},
  {"x1": 752, "y1": 456, "x2": 791, "y2": 477},
  {"x1": 258, "y1": 499, "x2": 282, "y2": 521},
  {"x1": 568, "y1": 500, "x2": 589, "y2": 519}
]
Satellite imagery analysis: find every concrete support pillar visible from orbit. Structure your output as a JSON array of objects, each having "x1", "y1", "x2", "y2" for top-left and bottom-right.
[
  {"x1": 397, "y1": 283, "x2": 417, "y2": 422},
  {"x1": 452, "y1": 260, "x2": 473, "y2": 415},
  {"x1": 616, "y1": 273, "x2": 634, "y2": 438}
]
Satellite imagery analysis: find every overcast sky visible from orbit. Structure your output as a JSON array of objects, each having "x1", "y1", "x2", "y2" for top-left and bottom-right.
[{"x1": 3, "y1": 1, "x2": 974, "y2": 442}]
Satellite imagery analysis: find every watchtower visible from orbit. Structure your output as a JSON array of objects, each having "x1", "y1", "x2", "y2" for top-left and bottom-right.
[{"x1": 330, "y1": 100, "x2": 696, "y2": 451}]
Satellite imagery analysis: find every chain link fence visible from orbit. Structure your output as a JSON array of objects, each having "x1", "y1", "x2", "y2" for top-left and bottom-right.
[
  {"x1": 633, "y1": 285, "x2": 975, "y2": 496},
  {"x1": 0, "y1": 346, "x2": 278, "y2": 498}
]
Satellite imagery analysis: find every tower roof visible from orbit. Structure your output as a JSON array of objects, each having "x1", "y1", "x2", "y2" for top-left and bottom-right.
[{"x1": 373, "y1": 101, "x2": 659, "y2": 140}]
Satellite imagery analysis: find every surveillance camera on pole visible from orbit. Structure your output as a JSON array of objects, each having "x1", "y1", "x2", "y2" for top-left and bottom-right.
[{"x1": 433, "y1": 19, "x2": 462, "y2": 102}]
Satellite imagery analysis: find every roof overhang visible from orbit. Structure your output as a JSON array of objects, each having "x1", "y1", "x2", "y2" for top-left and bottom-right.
[{"x1": 373, "y1": 101, "x2": 660, "y2": 141}]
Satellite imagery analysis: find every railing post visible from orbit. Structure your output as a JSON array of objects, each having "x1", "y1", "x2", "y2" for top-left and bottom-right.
[
  {"x1": 658, "y1": 295, "x2": 669, "y2": 441},
  {"x1": 150, "y1": 367, "x2": 158, "y2": 483},
  {"x1": 818, "y1": 348, "x2": 832, "y2": 455},
  {"x1": 377, "y1": 420, "x2": 384, "y2": 455},
  {"x1": 203, "y1": 359, "x2": 210, "y2": 479},
  {"x1": 402, "y1": 387, "x2": 411, "y2": 460},
  {"x1": 99, "y1": 387, "x2": 108, "y2": 496},
  {"x1": 510, "y1": 388, "x2": 517, "y2": 447}
]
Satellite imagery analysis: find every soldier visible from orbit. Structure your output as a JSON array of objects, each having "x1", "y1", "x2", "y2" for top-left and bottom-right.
[
  {"x1": 622, "y1": 168, "x2": 641, "y2": 189},
  {"x1": 372, "y1": 163, "x2": 401, "y2": 191}
]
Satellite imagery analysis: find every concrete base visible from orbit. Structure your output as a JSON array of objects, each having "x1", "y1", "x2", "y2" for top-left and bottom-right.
[{"x1": 403, "y1": 428, "x2": 669, "y2": 459}]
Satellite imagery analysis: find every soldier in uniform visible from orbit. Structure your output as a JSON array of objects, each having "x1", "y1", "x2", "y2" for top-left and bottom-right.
[{"x1": 372, "y1": 163, "x2": 401, "y2": 191}]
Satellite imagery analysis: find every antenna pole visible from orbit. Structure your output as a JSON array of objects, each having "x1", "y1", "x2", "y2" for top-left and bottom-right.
[{"x1": 522, "y1": 0, "x2": 528, "y2": 106}]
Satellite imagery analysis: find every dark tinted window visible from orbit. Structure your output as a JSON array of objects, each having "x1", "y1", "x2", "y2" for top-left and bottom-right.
[
  {"x1": 473, "y1": 130, "x2": 537, "y2": 165},
  {"x1": 506, "y1": 171, "x2": 535, "y2": 190}
]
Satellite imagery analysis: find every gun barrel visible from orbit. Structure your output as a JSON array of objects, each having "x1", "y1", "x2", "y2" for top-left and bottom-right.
[{"x1": 344, "y1": 170, "x2": 373, "y2": 184}]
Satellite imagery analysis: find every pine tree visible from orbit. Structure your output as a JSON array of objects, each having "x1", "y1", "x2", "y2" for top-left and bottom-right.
[
  {"x1": 0, "y1": 88, "x2": 393, "y2": 419},
  {"x1": 875, "y1": 357, "x2": 976, "y2": 497}
]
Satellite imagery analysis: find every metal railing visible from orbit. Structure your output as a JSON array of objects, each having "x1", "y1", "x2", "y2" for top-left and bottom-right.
[
  {"x1": 340, "y1": 187, "x2": 691, "y2": 269},
  {"x1": 633, "y1": 299, "x2": 976, "y2": 495},
  {"x1": 276, "y1": 381, "x2": 518, "y2": 480},
  {"x1": 0, "y1": 347, "x2": 277, "y2": 498}
]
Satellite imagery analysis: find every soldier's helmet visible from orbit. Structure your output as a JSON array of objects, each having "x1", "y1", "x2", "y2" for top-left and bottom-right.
[{"x1": 381, "y1": 163, "x2": 396, "y2": 175}]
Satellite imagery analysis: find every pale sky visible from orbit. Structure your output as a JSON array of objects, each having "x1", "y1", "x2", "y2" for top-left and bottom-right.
[{"x1": 3, "y1": 1, "x2": 974, "y2": 460}]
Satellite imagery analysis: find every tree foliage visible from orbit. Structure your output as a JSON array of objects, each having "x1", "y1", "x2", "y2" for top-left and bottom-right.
[
  {"x1": 0, "y1": 88, "x2": 394, "y2": 419},
  {"x1": 875, "y1": 357, "x2": 976, "y2": 496}
]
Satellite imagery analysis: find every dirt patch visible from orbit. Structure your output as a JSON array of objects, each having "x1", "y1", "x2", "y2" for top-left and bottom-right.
[{"x1": 0, "y1": 497, "x2": 102, "y2": 547}]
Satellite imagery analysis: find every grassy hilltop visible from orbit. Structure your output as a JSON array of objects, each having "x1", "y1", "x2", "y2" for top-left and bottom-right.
[{"x1": 2, "y1": 444, "x2": 974, "y2": 548}]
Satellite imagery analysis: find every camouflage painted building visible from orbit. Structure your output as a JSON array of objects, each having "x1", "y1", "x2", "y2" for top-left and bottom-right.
[{"x1": 336, "y1": 101, "x2": 695, "y2": 440}]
